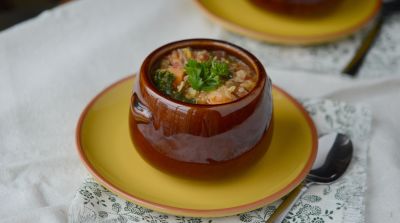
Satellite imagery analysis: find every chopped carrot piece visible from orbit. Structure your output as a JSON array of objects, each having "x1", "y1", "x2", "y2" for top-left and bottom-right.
[{"x1": 168, "y1": 66, "x2": 185, "y2": 87}]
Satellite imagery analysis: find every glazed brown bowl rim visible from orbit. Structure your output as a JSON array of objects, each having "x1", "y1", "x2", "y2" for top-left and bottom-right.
[{"x1": 139, "y1": 38, "x2": 268, "y2": 108}]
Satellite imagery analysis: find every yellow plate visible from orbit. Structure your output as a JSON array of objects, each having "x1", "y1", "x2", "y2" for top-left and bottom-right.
[
  {"x1": 76, "y1": 76, "x2": 317, "y2": 217},
  {"x1": 195, "y1": 0, "x2": 381, "y2": 45}
]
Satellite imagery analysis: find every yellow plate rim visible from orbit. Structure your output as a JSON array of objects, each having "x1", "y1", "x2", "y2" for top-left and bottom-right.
[
  {"x1": 194, "y1": 0, "x2": 381, "y2": 45},
  {"x1": 75, "y1": 75, "x2": 318, "y2": 217}
]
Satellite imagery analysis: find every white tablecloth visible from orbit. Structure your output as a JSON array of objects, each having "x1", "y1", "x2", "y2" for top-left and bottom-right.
[{"x1": 0, "y1": 0, "x2": 399, "y2": 222}]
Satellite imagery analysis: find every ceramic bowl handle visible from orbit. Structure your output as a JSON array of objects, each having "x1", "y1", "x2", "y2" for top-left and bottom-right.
[{"x1": 131, "y1": 93, "x2": 152, "y2": 124}]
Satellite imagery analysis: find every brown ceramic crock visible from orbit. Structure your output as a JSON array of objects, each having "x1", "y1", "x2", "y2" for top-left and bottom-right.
[{"x1": 129, "y1": 39, "x2": 273, "y2": 179}]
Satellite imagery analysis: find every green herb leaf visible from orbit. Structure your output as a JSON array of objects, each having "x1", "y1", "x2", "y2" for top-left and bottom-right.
[
  {"x1": 154, "y1": 70, "x2": 195, "y2": 103},
  {"x1": 154, "y1": 70, "x2": 175, "y2": 96},
  {"x1": 185, "y1": 59, "x2": 204, "y2": 90},
  {"x1": 171, "y1": 92, "x2": 196, "y2": 104},
  {"x1": 201, "y1": 77, "x2": 220, "y2": 91},
  {"x1": 210, "y1": 60, "x2": 229, "y2": 78},
  {"x1": 184, "y1": 59, "x2": 230, "y2": 92}
]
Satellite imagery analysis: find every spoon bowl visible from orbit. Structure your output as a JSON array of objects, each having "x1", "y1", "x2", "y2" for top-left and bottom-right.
[
  {"x1": 267, "y1": 133, "x2": 353, "y2": 223},
  {"x1": 308, "y1": 133, "x2": 353, "y2": 183}
]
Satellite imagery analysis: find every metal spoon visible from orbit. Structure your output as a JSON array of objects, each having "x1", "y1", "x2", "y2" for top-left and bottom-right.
[{"x1": 266, "y1": 133, "x2": 353, "y2": 223}]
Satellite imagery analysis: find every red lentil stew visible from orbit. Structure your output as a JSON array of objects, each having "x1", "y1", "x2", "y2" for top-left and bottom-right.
[{"x1": 152, "y1": 47, "x2": 258, "y2": 104}]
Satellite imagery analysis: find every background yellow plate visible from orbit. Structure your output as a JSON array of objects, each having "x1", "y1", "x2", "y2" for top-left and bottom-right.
[
  {"x1": 76, "y1": 76, "x2": 317, "y2": 217},
  {"x1": 195, "y1": 0, "x2": 381, "y2": 45}
]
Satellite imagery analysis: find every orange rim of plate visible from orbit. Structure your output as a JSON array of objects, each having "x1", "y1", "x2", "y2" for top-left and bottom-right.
[
  {"x1": 75, "y1": 75, "x2": 318, "y2": 217},
  {"x1": 194, "y1": 0, "x2": 381, "y2": 45}
]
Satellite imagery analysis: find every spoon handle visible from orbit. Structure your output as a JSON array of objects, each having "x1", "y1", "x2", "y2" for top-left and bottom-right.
[
  {"x1": 266, "y1": 182, "x2": 310, "y2": 223},
  {"x1": 342, "y1": 16, "x2": 383, "y2": 77}
]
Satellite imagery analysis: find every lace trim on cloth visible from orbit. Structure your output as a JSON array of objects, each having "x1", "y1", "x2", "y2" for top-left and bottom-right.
[{"x1": 69, "y1": 99, "x2": 372, "y2": 223}]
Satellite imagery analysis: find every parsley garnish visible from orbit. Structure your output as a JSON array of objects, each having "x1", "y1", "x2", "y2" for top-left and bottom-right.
[
  {"x1": 153, "y1": 70, "x2": 195, "y2": 103},
  {"x1": 154, "y1": 70, "x2": 175, "y2": 96},
  {"x1": 184, "y1": 59, "x2": 230, "y2": 92},
  {"x1": 171, "y1": 92, "x2": 196, "y2": 104}
]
